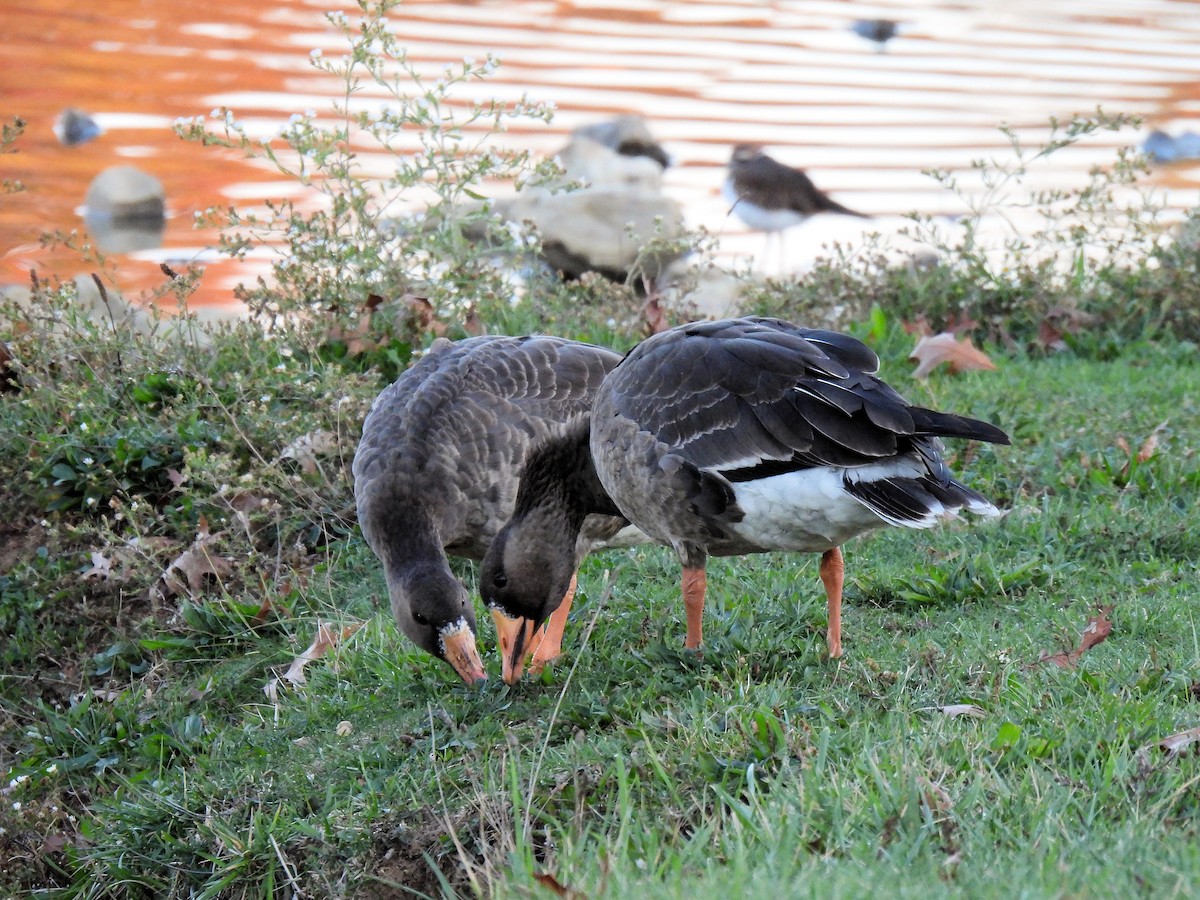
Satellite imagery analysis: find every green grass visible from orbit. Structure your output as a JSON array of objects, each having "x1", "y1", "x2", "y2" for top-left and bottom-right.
[{"x1": 5, "y1": 336, "x2": 1200, "y2": 899}]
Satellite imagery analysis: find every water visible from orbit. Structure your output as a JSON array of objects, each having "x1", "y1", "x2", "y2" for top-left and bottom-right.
[{"x1": 4, "y1": 0, "x2": 1200, "y2": 308}]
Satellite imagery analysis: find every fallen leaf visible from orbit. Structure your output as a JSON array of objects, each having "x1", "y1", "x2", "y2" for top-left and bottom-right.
[
  {"x1": 1028, "y1": 605, "x2": 1113, "y2": 669},
  {"x1": 532, "y1": 872, "x2": 583, "y2": 898},
  {"x1": 251, "y1": 595, "x2": 290, "y2": 626},
  {"x1": 934, "y1": 704, "x2": 986, "y2": 719},
  {"x1": 1037, "y1": 317, "x2": 1067, "y2": 352},
  {"x1": 901, "y1": 314, "x2": 932, "y2": 336},
  {"x1": 642, "y1": 295, "x2": 668, "y2": 336},
  {"x1": 1158, "y1": 727, "x2": 1200, "y2": 756},
  {"x1": 403, "y1": 293, "x2": 447, "y2": 337},
  {"x1": 336, "y1": 720, "x2": 353, "y2": 736},
  {"x1": 1137, "y1": 429, "x2": 1161, "y2": 464},
  {"x1": 71, "y1": 688, "x2": 122, "y2": 704},
  {"x1": 1036, "y1": 305, "x2": 1099, "y2": 351},
  {"x1": 909, "y1": 332, "x2": 998, "y2": 379},
  {"x1": 461, "y1": 304, "x2": 484, "y2": 336},
  {"x1": 282, "y1": 620, "x2": 365, "y2": 686},
  {"x1": 81, "y1": 551, "x2": 112, "y2": 581},
  {"x1": 280, "y1": 430, "x2": 338, "y2": 476},
  {"x1": 918, "y1": 776, "x2": 955, "y2": 818},
  {"x1": 153, "y1": 529, "x2": 234, "y2": 600}
]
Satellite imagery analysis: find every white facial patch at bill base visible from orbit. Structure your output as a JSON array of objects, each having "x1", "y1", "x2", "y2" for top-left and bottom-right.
[{"x1": 437, "y1": 616, "x2": 473, "y2": 653}]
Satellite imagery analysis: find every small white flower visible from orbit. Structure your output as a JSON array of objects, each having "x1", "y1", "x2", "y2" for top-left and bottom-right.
[
  {"x1": 310, "y1": 49, "x2": 322, "y2": 59},
  {"x1": 82, "y1": 457, "x2": 94, "y2": 466},
  {"x1": 11, "y1": 802, "x2": 21, "y2": 811},
  {"x1": 80, "y1": 422, "x2": 89, "y2": 432},
  {"x1": 86, "y1": 497, "x2": 97, "y2": 506},
  {"x1": 45, "y1": 764, "x2": 57, "y2": 775}
]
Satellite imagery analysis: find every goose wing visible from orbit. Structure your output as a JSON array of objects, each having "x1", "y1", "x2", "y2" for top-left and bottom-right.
[{"x1": 603, "y1": 317, "x2": 1007, "y2": 483}]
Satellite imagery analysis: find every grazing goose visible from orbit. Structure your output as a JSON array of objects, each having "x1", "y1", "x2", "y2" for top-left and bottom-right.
[
  {"x1": 482, "y1": 317, "x2": 1008, "y2": 682},
  {"x1": 353, "y1": 334, "x2": 629, "y2": 684}
]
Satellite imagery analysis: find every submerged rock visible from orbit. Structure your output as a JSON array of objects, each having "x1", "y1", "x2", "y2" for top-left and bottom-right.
[
  {"x1": 495, "y1": 187, "x2": 686, "y2": 285},
  {"x1": 84, "y1": 166, "x2": 166, "y2": 253},
  {"x1": 54, "y1": 108, "x2": 103, "y2": 146},
  {"x1": 1143, "y1": 129, "x2": 1200, "y2": 164}
]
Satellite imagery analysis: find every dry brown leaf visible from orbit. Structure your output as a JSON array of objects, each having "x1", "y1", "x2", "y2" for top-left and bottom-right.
[
  {"x1": 1137, "y1": 429, "x2": 1162, "y2": 464},
  {"x1": 532, "y1": 872, "x2": 584, "y2": 899},
  {"x1": 462, "y1": 304, "x2": 484, "y2": 336},
  {"x1": 251, "y1": 595, "x2": 290, "y2": 626},
  {"x1": 1037, "y1": 317, "x2": 1066, "y2": 352},
  {"x1": 1029, "y1": 605, "x2": 1113, "y2": 669},
  {"x1": 280, "y1": 430, "x2": 338, "y2": 476},
  {"x1": 404, "y1": 293, "x2": 447, "y2": 337},
  {"x1": 1037, "y1": 305, "x2": 1099, "y2": 351},
  {"x1": 282, "y1": 620, "x2": 365, "y2": 686},
  {"x1": 909, "y1": 332, "x2": 998, "y2": 379},
  {"x1": 902, "y1": 314, "x2": 932, "y2": 336},
  {"x1": 81, "y1": 551, "x2": 112, "y2": 581},
  {"x1": 1158, "y1": 727, "x2": 1200, "y2": 756},
  {"x1": 642, "y1": 295, "x2": 668, "y2": 336},
  {"x1": 336, "y1": 720, "x2": 354, "y2": 736},
  {"x1": 154, "y1": 529, "x2": 233, "y2": 599}
]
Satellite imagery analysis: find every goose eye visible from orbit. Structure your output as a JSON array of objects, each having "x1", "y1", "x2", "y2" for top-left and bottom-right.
[
  {"x1": 493, "y1": 573, "x2": 508, "y2": 589},
  {"x1": 412, "y1": 611, "x2": 430, "y2": 626}
]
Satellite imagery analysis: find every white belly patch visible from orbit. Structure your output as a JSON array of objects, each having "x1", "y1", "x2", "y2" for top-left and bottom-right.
[{"x1": 728, "y1": 468, "x2": 886, "y2": 551}]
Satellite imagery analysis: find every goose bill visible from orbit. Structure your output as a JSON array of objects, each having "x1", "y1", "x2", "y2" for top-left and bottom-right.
[
  {"x1": 440, "y1": 622, "x2": 488, "y2": 684},
  {"x1": 491, "y1": 608, "x2": 540, "y2": 685}
]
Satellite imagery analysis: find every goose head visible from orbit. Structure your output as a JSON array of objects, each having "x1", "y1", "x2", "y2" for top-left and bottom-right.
[
  {"x1": 386, "y1": 559, "x2": 487, "y2": 684},
  {"x1": 480, "y1": 418, "x2": 611, "y2": 685},
  {"x1": 481, "y1": 516, "x2": 579, "y2": 685}
]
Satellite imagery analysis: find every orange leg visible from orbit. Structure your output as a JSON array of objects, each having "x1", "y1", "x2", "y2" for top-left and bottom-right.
[
  {"x1": 820, "y1": 547, "x2": 845, "y2": 659},
  {"x1": 682, "y1": 566, "x2": 706, "y2": 650},
  {"x1": 528, "y1": 573, "x2": 577, "y2": 675}
]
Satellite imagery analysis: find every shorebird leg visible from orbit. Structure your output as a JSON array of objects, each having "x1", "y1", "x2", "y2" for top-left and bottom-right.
[
  {"x1": 528, "y1": 572, "x2": 577, "y2": 675},
  {"x1": 682, "y1": 565, "x2": 707, "y2": 650},
  {"x1": 819, "y1": 547, "x2": 845, "y2": 659}
]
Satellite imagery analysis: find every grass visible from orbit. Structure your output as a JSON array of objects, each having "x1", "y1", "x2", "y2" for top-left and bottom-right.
[
  {"x1": 5, "y1": 324, "x2": 1200, "y2": 898},
  {"x1": 4, "y1": 15, "x2": 1200, "y2": 892}
]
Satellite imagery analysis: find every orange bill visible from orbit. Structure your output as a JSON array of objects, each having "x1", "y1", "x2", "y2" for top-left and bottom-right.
[
  {"x1": 441, "y1": 622, "x2": 487, "y2": 684},
  {"x1": 490, "y1": 607, "x2": 540, "y2": 686}
]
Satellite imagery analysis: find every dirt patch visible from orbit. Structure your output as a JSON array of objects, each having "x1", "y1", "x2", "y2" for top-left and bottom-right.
[
  {"x1": 356, "y1": 808, "x2": 484, "y2": 899},
  {"x1": 335, "y1": 801, "x2": 527, "y2": 900},
  {"x1": 0, "y1": 519, "x2": 44, "y2": 574}
]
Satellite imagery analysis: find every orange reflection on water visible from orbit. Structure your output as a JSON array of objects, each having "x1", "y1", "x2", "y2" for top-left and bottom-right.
[
  {"x1": 1, "y1": 0, "x2": 332, "y2": 307},
  {"x1": 4, "y1": 0, "x2": 1200, "y2": 311}
]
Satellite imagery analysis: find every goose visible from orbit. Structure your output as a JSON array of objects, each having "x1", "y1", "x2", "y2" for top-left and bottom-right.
[
  {"x1": 353, "y1": 334, "x2": 630, "y2": 684},
  {"x1": 482, "y1": 317, "x2": 1008, "y2": 683}
]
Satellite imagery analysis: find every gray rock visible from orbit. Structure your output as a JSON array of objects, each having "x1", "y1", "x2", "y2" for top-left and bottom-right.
[
  {"x1": 497, "y1": 187, "x2": 686, "y2": 283},
  {"x1": 54, "y1": 108, "x2": 103, "y2": 147},
  {"x1": 84, "y1": 166, "x2": 166, "y2": 253}
]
